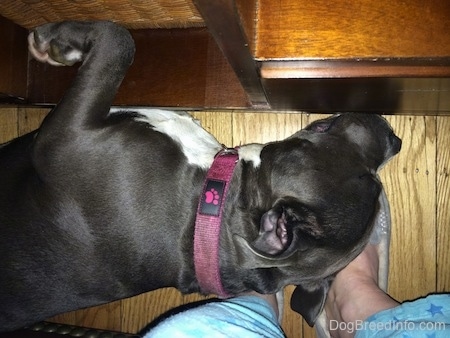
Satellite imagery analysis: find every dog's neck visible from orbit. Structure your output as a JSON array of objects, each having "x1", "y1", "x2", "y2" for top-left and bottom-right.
[{"x1": 194, "y1": 148, "x2": 239, "y2": 297}]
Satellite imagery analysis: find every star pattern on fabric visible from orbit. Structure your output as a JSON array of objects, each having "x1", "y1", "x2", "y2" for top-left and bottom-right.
[{"x1": 427, "y1": 303, "x2": 444, "y2": 317}]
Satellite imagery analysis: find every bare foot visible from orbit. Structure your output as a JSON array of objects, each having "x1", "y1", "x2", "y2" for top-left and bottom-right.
[{"x1": 325, "y1": 244, "x2": 399, "y2": 337}]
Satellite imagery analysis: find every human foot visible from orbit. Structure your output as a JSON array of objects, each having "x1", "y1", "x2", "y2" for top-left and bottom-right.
[{"x1": 325, "y1": 244, "x2": 399, "y2": 337}]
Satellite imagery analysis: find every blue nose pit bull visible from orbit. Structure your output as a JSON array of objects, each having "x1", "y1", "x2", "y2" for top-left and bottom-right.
[{"x1": 0, "y1": 21, "x2": 401, "y2": 331}]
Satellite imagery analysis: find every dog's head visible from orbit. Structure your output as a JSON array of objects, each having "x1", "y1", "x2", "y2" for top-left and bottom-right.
[{"x1": 231, "y1": 113, "x2": 401, "y2": 325}]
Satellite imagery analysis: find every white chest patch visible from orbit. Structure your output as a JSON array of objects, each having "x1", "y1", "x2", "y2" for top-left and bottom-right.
[
  {"x1": 109, "y1": 108, "x2": 264, "y2": 169},
  {"x1": 109, "y1": 108, "x2": 222, "y2": 169},
  {"x1": 238, "y1": 143, "x2": 264, "y2": 168}
]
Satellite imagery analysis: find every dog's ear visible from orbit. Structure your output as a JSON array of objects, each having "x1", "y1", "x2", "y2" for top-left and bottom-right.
[
  {"x1": 233, "y1": 200, "x2": 321, "y2": 269},
  {"x1": 232, "y1": 234, "x2": 296, "y2": 268},
  {"x1": 290, "y1": 280, "x2": 331, "y2": 326},
  {"x1": 305, "y1": 119, "x2": 336, "y2": 133}
]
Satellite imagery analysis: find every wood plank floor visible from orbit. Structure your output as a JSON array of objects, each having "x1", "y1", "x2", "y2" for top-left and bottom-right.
[{"x1": 1, "y1": 107, "x2": 449, "y2": 337}]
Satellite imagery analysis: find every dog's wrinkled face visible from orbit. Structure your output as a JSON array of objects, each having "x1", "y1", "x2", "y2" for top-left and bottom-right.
[{"x1": 233, "y1": 113, "x2": 401, "y2": 324}]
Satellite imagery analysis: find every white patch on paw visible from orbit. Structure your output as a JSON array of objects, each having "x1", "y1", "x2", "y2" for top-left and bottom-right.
[
  {"x1": 64, "y1": 49, "x2": 83, "y2": 64},
  {"x1": 110, "y1": 108, "x2": 222, "y2": 169},
  {"x1": 238, "y1": 144, "x2": 263, "y2": 168}
]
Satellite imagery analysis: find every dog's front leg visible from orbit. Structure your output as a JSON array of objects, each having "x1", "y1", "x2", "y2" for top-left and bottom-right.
[{"x1": 28, "y1": 21, "x2": 135, "y2": 177}]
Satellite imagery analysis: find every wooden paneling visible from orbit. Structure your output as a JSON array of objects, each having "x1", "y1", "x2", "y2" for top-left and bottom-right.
[
  {"x1": 381, "y1": 116, "x2": 437, "y2": 299},
  {"x1": 255, "y1": 0, "x2": 450, "y2": 59},
  {"x1": 437, "y1": 116, "x2": 450, "y2": 292},
  {"x1": 0, "y1": 108, "x2": 18, "y2": 142},
  {"x1": 0, "y1": 16, "x2": 28, "y2": 100},
  {"x1": 1, "y1": 108, "x2": 449, "y2": 337},
  {"x1": 232, "y1": 111, "x2": 303, "y2": 142},
  {"x1": 17, "y1": 107, "x2": 49, "y2": 135}
]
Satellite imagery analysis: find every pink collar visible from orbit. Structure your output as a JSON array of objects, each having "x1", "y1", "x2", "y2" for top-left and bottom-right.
[{"x1": 194, "y1": 148, "x2": 239, "y2": 298}]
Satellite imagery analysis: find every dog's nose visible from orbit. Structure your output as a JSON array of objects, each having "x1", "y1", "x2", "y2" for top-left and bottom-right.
[{"x1": 390, "y1": 133, "x2": 402, "y2": 154}]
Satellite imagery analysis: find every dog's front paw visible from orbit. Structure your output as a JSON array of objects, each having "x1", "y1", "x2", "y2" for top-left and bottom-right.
[
  {"x1": 28, "y1": 22, "x2": 86, "y2": 66},
  {"x1": 28, "y1": 21, "x2": 134, "y2": 67}
]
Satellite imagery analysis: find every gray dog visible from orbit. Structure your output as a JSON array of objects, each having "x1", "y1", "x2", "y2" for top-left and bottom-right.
[{"x1": 0, "y1": 21, "x2": 401, "y2": 331}]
